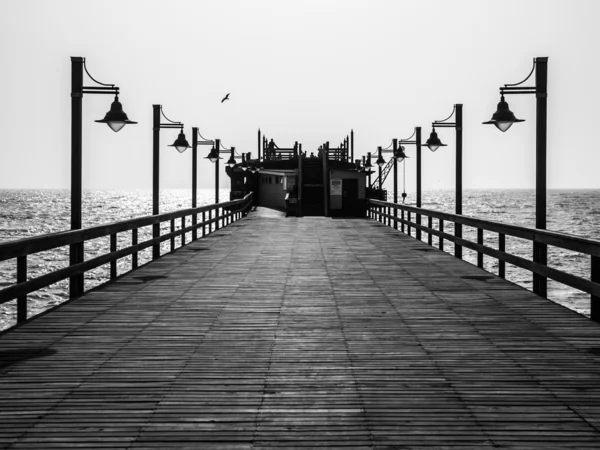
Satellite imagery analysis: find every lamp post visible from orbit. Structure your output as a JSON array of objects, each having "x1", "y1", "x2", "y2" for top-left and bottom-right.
[
  {"x1": 483, "y1": 57, "x2": 548, "y2": 297},
  {"x1": 152, "y1": 105, "x2": 190, "y2": 259},
  {"x1": 70, "y1": 56, "x2": 136, "y2": 298},
  {"x1": 424, "y1": 104, "x2": 463, "y2": 258},
  {"x1": 205, "y1": 139, "x2": 223, "y2": 204},
  {"x1": 192, "y1": 128, "x2": 214, "y2": 240},
  {"x1": 398, "y1": 127, "x2": 422, "y2": 239}
]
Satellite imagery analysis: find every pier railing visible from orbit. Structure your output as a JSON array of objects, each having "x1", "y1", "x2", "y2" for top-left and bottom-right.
[
  {"x1": 0, "y1": 193, "x2": 254, "y2": 326},
  {"x1": 367, "y1": 198, "x2": 600, "y2": 321}
]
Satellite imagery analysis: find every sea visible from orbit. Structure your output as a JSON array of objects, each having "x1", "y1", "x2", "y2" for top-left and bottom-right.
[{"x1": 0, "y1": 188, "x2": 599, "y2": 331}]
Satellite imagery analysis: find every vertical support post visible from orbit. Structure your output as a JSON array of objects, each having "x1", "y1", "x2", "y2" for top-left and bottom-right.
[
  {"x1": 202, "y1": 211, "x2": 206, "y2": 237},
  {"x1": 258, "y1": 129, "x2": 261, "y2": 162},
  {"x1": 408, "y1": 211, "x2": 412, "y2": 236},
  {"x1": 455, "y1": 104, "x2": 463, "y2": 259},
  {"x1": 401, "y1": 209, "x2": 405, "y2": 233},
  {"x1": 132, "y1": 229, "x2": 138, "y2": 269},
  {"x1": 170, "y1": 219, "x2": 175, "y2": 251},
  {"x1": 208, "y1": 210, "x2": 212, "y2": 234},
  {"x1": 152, "y1": 104, "x2": 161, "y2": 260},
  {"x1": 70, "y1": 56, "x2": 84, "y2": 298},
  {"x1": 439, "y1": 219, "x2": 444, "y2": 251},
  {"x1": 533, "y1": 57, "x2": 548, "y2": 298},
  {"x1": 351, "y1": 129, "x2": 354, "y2": 163},
  {"x1": 216, "y1": 207, "x2": 220, "y2": 231},
  {"x1": 298, "y1": 146, "x2": 303, "y2": 217},
  {"x1": 215, "y1": 139, "x2": 220, "y2": 204},
  {"x1": 591, "y1": 255, "x2": 600, "y2": 322},
  {"x1": 17, "y1": 255, "x2": 27, "y2": 323},
  {"x1": 499, "y1": 233, "x2": 506, "y2": 279},
  {"x1": 181, "y1": 216, "x2": 186, "y2": 246},
  {"x1": 477, "y1": 228, "x2": 483, "y2": 268},
  {"x1": 322, "y1": 142, "x2": 329, "y2": 217},
  {"x1": 416, "y1": 127, "x2": 422, "y2": 241},
  {"x1": 378, "y1": 146, "x2": 383, "y2": 192},
  {"x1": 110, "y1": 233, "x2": 117, "y2": 279},
  {"x1": 192, "y1": 127, "x2": 198, "y2": 241},
  {"x1": 393, "y1": 139, "x2": 398, "y2": 204},
  {"x1": 428, "y1": 217, "x2": 433, "y2": 246}
]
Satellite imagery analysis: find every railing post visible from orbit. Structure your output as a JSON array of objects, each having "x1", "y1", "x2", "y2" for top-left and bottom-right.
[
  {"x1": 202, "y1": 211, "x2": 206, "y2": 236},
  {"x1": 132, "y1": 229, "x2": 138, "y2": 269},
  {"x1": 17, "y1": 255, "x2": 27, "y2": 323},
  {"x1": 439, "y1": 219, "x2": 444, "y2": 251},
  {"x1": 408, "y1": 211, "x2": 412, "y2": 237},
  {"x1": 170, "y1": 219, "x2": 175, "y2": 252},
  {"x1": 401, "y1": 209, "x2": 405, "y2": 233},
  {"x1": 428, "y1": 217, "x2": 433, "y2": 246},
  {"x1": 592, "y1": 255, "x2": 600, "y2": 322},
  {"x1": 192, "y1": 212, "x2": 198, "y2": 241},
  {"x1": 394, "y1": 207, "x2": 398, "y2": 230},
  {"x1": 110, "y1": 233, "x2": 117, "y2": 279},
  {"x1": 216, "y1": 207, "x2": 220, "y2": 231},
  {"x1": 181, "y1": 216, "x2": 186, "y2": 246},
  {"x1": 416, "y1": 212, "x2": 421, "y2": 241},
  {"x1": 499, "y1": 233, "x2": 505, "y2": 279},
  {"x1": 477, "y1": 228, "x2": 484, "y2": 268},
  {"x1": 208, "y1": 210, "x2": 212, "y2": 234}
]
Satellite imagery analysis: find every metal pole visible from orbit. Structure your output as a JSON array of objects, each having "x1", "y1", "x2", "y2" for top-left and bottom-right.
[
  {"x1": 393, "y1": 139, "x2": 398, "y2": 204},
  {"x1": 323, "y1": 142, "x2": 329, "y2": 216},
  {"x1": 416, "y1": 127, "x2": 422, "y2": 241},
  {"x1": 351, "y1": 130, "x2": 354, "y2": 162},
  {"x1": 192, "y1": 127, "x2": 198, "y2": 241},
  {"x1": 152, "y1": 105, "x2": 160, "y2": 259},
  {"x1": 455, "y1": 104, "x2": 463, "y2": 259},
  {"x1": 533, "y1": 57, "x2": 548, "y2": 297},
  {"x1": 215, "y1": 139, "x2": 220, "y2": 204},
  {"x1": 70, "y1": 56, "x2": 84, "y2": 298},
  {"x1": 258, "y1": 129, "x2": 261, "y2": 162},
  {"x1": 378, "y1": 147, "x2": 383, "y2": 192}
]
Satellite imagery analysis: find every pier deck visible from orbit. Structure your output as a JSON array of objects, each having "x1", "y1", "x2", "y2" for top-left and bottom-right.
[{"x1": 2, "y1": 210, "x2": 600, "y2": 448}]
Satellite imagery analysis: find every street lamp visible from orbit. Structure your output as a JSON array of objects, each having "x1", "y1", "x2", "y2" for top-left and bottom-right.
[
  {"x1": 424, "y1": 104, "x2": 463, "y2": 258},
  {"x1": 483, "y1": 56, "x2": 548, "y2": 297},
  {"x1": 70, "y1": 56, "x2": 137, "y2": 297},
  {"x1": 398, "y1": 127, "x2": 422, "y2": 239},
  {"x1": 152, "y1": 104, "x2": 189, "y2": 259}
]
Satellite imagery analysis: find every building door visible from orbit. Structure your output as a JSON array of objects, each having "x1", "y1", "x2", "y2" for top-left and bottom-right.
[{"x1": 341, "y1": 179, "x2": 359, "y2": 216}]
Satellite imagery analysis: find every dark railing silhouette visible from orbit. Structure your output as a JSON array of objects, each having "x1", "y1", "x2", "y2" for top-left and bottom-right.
[
  {"x1": 367, "y1": 198, "x2": 600, "y2": 321},
  {"x1": 0, "y1": 193, "x2": 254, "y2": 327}
]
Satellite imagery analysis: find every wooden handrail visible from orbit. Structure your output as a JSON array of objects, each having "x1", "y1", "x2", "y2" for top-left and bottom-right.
[
  {"x1": 369, "y1": 198, "x2": 600, "y2": 257},
  {"x1": 367, "y1": 198, "x2": 600, "y2": 321},
  {"x1": 0, "y1": 193, "x2": 254, "y2": 325}
]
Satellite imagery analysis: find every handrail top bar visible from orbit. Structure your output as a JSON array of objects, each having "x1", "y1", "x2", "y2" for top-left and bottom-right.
[
  {"x1": 0, "y1": 194, "x2": 253, "y2": 261},
  {"x1": 368, "y1": 198, "x2": 600, "y2": 256}
]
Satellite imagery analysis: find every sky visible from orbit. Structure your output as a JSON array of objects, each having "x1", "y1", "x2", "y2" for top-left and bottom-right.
[{"x1": 1, "y1": 0, "x2": 599, "y2": 193}]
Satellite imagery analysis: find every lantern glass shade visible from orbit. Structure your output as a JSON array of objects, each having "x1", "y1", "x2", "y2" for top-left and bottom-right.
[
  {"x1": 483, "y1": 94, "x2": 524, "y2": 132},
  {"x1": 425, "y1": 129, "x2": 446, "y2": 152},
  {"x1": 95, "y1": 95, "x2": 137, "y2": 132},
  {"x1": 376, "y1": 156, "x2": 386, "y2": 168},
  {"x1": 169, "y1": 131, "x2": 191, "y2": 153},
  {"x1": 227, "y1": 156, "x2": 236, "y2": 167}
]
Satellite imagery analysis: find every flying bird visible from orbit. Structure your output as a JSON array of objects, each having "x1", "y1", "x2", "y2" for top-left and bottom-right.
[{"x1": 221, "y1": 93, "x2": 230, "y2": 103}]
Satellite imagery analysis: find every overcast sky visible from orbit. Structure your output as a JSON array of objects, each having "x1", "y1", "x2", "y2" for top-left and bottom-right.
[{"x1": 1, "y1": 0, "x2": 599, "y2": 192}]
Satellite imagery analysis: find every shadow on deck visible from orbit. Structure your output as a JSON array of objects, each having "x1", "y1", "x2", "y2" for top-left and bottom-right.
[{"x1": 1, "y1": 212, "x2": 600, "y2": 448}]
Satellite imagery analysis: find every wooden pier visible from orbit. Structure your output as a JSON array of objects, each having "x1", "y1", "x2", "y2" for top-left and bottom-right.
[{"x1": 2, "y1": 209, "x2": 600, "y2": 448}]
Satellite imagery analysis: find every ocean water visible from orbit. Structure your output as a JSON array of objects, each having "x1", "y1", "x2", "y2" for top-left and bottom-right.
[
  {"x1": 0, "y1": 188, "x2": 230, "y2": 331},
  {"x1": 0, "y1": 188, "x2": 598, "y2": 331}
]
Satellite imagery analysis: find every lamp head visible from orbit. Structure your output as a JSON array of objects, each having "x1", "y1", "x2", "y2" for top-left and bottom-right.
[
  {"x1": 376, "y1": 153, "x2": 386, "y2": 168},
  {"x1": 394, "y1": 145, "x2": 408, "y2": 162},
  {"x1": 169, "y1": 129, "x2": 191, "y2": 153},
  {"x1": 483, "y1": 94, "x2": 525, "y2": 132},
  {"x1": 95, "y1": 95, "x2": 137, "y2": 132},
  {"x1": 205, "y1": 145, "x2": 221, "y2": 163},
  {"x1": 425, "y1": 128, "x2": 447, "y2": 152}
]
